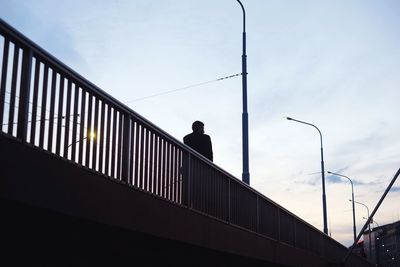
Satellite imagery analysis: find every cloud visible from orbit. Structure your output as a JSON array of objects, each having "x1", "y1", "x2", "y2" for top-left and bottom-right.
[
  {"x1": 390, "y1": 186, "x2": 400, "y2": 193},
  {"x1": 327, "y1": 174, "x2": 344, "y2": 184}
]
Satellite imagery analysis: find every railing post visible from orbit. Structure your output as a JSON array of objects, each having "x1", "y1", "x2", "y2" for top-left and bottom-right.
[
  {"x1": 121, "y1": 114, "x2": 131, "y2": 184},
  {"x1": 228, "y1": 178, "x2": 231, "y2": 223},
  {"x1": 187, "y1": 153, "x2": 192, "y2": 208},
  {"x1": 0, "y1": 38, "x2": 10, "y2": 129},
  {"x1": 278, "y1": 208, "x2": 281, "y2": 242},
  {"x1": 256, "y1": 195, "x2": 260, "y2": 233},
  {"x1": 17, "y1": 47, "x2": 33, "y2": 141}
]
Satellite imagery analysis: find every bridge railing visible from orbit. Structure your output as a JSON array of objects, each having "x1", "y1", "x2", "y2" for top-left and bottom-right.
[{"x1": 0, "y1": 19, "x2": 368, "y2": 266}]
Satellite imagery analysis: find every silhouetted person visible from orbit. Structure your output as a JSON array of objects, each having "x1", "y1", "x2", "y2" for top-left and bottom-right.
[{"x1": 183, "y1": 121, "x2": 213, "y2": 161}]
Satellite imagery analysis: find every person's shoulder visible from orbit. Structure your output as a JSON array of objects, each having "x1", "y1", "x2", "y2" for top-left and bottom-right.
[
  {"x1": 183, "y1": 132, "x2": 194, "y2": 141},
  {"x1": 184, "y1": 132, "x2": 194, "y2": 138},
  {"x1": 203, "y1": 134, "x2": 212, "y2": 140}
]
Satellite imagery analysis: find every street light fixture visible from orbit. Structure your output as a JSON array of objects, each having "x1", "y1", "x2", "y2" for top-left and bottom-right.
[
  {"x1": 351, "y1": 200, "x2": 370, "y2": 226},
  {"x1": 328, "y1": 171, "x2": 357, "y2": 242},
  {"x1": 286, "y1": 116, "x2": 328, "y2": 235},
  {"x1": 351, "y1": 199, "x2": 372, "y2": 261},
  {"x1": 236, "y1": 0, "x2": 250, "y2": 185}
]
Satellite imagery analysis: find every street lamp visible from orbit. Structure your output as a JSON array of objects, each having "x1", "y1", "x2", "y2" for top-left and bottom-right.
[
  {"x1": 236, "y1": 0, "x2": 250, "y2": 185},
  {"x1": 328, "y1": 171, "x2": 357, "y2": 242},
  {"x1": 351, "y1": 199, "x2": 372, "y2": 261},
  {"x1": 351, "y1": 200, "x2": 370, "y2": 228},
  {"x1": 363, "y1": 216, "x2": 379, "y2": 229},
  {"x1": 286, "y1": 117, "x2": 328, "y2": 235}
]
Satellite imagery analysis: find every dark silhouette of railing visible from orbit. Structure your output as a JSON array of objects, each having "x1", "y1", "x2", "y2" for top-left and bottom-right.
[{"x1": 0, "y1": 18, "x2": 369, "y2": 266}]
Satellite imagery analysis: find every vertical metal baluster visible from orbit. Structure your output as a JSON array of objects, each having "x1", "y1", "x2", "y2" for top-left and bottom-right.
[
  {"x1": 168, "y1": 142, "x2": 172, "y2": 200},
  {"x1": 92, "y1": 97, "x2": 99, "y2": 171},
  {"x1": 55, "y1": 74, "x2": 64, "y2": 155},
  {"x1": 8, "y1": 44, "x2": 19, "y2": 136},
  {"x1": 212, "y1": 169, "x2": 216, "y2": 217},
  {"x1": 129, "y1": 119, "x2": 135, "y2": 185},
  {"x1": 105, "y1": 104, "x2": 111, "y2": 176},
  {"x1": 228, "y1": 178, "x2": 231, "y2": 223},
  {"x1": 29, "y1": 58, "x2": 40, "y2": 144},
  {"x1": 111, "y1": 108, "x2": 117, "y2": 178},
  {"x1": 71, "y1": 85, "x2": 79, "y2": 162},
  {"x1": 143, "y1": 128, "x2": 149, "y2": 190},
  {"x1": 156, "y1": 136, "x2": 162, "y2": 196},
  {"x1": 186, "y1": 154, "x2": 191, "y2": 207},
  {"x1": 160, "y1": 139, "x2": 165, "y2": 197},
  {"x1": 177, "y1": 149, "x2": 182, "y2": 204},
  {"x1": 63, "y1": 79, "x2": 72, "y2": 158},
  {"x1": 116, "y1": 112, "x2": 123, "y2": 180},
  {"x1": 78, "y1": 89, "x2": 86, "y2": 165},
  {"x1": 17, "y1": 46, "x2": 32, "y2": 142},
  {"x1": 139, "y1": 125, "x2": 145, "y2": 189},
  {"x1": 38, "y1": 64, "x2": 48, "y2": 149},
  {"x1": 194, "y1": 158, "x2": 199, "y2": 210},
  {"x1": 174, "y1": 146, "x2": 178, "y2": 202},
  {"x1": 148, "y1": 131, "x2": 154, "y2": 193},
  {"x1": 0, "y1": 38, "x2": 10, "y2": 129},
  {"x1": 191, "y1": 157, "x2": 196, "y2": 209},
  {"x1": 134, "y1": 122, "x2": 140, "y2": 187},
  {"x1": 206, "y1": 164, "x2": 210, "y2": 214},
  {"x1": 171, "y1": 146, "x2": 176, "y2": 202},
  {"x1": 163, "y1": 140, "x2": 169, "y2": 198},
  {"x1": 98, "y1": 101, "x2": 105, "y2": 174},
  {"x1": 168, "y1": 145, "x2": 173, "y2": 200},
  {"x1": 85, "y1": 93, "x2": 92, "y2": 167},
  {"x1": 120, "y1": 114, "x2": 129, "y2": 181},
  {"x1": 176, "y1": 147, "x2": 181, "y2": 203},
  {"x1": 47, "y1": 68, "x2": 57, "y2": 152}
]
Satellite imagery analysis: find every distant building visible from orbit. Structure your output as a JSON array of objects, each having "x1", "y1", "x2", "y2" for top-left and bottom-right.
[{"x1": 363, "y1": 220, "x2": 400, "y2": 267}]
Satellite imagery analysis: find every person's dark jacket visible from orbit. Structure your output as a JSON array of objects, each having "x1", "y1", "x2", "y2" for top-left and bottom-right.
[{"x1": 183, "y1": 132, "x2": 213, "y2": 161}]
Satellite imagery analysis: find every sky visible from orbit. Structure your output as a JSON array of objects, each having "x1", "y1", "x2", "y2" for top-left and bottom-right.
[{"x1": 1, "y1": 0, "x2": 399, "y2": 247}]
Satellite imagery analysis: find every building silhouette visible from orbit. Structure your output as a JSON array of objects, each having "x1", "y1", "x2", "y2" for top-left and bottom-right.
[{"x1": 363, "y1": 220, "x2": 400, "y2": 266}]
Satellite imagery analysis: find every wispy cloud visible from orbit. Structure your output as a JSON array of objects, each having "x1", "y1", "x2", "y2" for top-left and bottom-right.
[{"x1": 390, "y1": 186, "x2": 400, "y2": 193}]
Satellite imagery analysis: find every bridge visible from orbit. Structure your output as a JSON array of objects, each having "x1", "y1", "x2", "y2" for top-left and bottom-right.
[{"x1": 0, "y1": 19, "x2": 372, "y2": 266}]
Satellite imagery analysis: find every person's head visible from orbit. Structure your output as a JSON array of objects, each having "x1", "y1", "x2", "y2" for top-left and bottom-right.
[{"x1": 192, "y1": 120, "x2": 204, "y2": 134}]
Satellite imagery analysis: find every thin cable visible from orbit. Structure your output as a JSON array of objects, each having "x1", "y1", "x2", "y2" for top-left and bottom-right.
[{"x1": 124, "y1": 73, "x2": 241, "y2": 103}]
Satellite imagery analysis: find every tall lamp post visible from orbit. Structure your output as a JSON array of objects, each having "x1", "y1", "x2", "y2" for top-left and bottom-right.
[
  {"x1": 328, "y1": 171, "x2": 357, "y2": 242},
  {"x1": 351, "y1": 200, "x2": 372, "y2": 261},
  {"x1": 286, "y1": 117, "x2": 328, "y2": 235},
  {"x1": 236, "y1": 0, "x2": 250, "y2": 185}
]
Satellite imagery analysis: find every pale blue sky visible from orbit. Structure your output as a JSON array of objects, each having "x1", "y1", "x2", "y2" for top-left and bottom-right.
[{"x1": 1, "y1": 0, "x2": 399, "y2": 246}]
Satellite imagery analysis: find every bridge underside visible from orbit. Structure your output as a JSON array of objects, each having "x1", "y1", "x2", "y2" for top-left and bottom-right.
[
  {"x1": 0, "y1": 134, "x2": 328, "y2": 266},
  {"x1": 2, "y1": 199, "x2": 288, "y2": 266}
]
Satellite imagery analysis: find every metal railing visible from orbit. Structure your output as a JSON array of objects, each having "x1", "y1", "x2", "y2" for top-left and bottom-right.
[{"x1": 0, "y1": 18, "x2": 369, "y2": 266}]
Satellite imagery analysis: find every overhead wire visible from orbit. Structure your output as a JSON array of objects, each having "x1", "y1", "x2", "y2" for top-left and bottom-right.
[{"x1": 124, "y1": 73, "x2": 241, "y2": 103}]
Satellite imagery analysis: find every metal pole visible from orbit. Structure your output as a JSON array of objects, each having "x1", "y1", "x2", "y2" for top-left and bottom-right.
[
  {"x1": 353, "y1": 200, "x2": 371, "y2": 261},
  {"x1": 351, "y1": 187, "x2": 356, "y2": 242},
  {"x1": 236, "y1": 0, "x2": 250, "y2": 185},
  {"x1": 286, "y1": 117, "x2": 328, "y2": 234},
  {"x1": 328, "y1": 171, "x2": 357, "y2": 242}
]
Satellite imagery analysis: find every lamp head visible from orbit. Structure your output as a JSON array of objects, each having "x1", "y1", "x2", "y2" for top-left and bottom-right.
[
  {"x1": 286, "y1": 117, "x2": 293, "y2": 120},
  {"x1": 89, "y1": 131, "x2": 96, "y2": 140}
]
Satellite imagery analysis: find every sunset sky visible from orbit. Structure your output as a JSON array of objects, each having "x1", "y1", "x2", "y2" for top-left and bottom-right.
[{"x1": 1, "y1": 0, "x2": 399, "y2": 247}]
